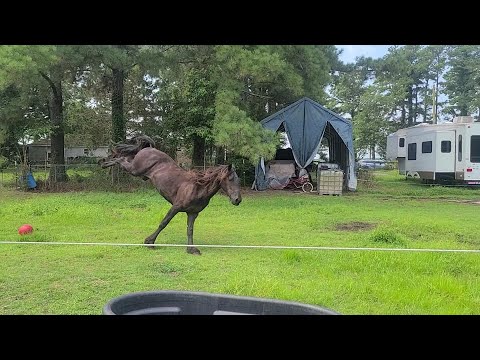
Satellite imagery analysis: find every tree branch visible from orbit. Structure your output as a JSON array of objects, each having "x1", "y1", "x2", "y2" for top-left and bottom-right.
[
  {"x1": 242, "y1": 90, "x2": 272, "y2": 99},
  {"x1": 159, "y1": 45, "x2": 175, "y2": 53},
  {"x1": 39, "y1": 71, "x2": 59, "y2": 99},
  {"x1": 177, "y1": 60, "x2": 198, "y2": 65}
]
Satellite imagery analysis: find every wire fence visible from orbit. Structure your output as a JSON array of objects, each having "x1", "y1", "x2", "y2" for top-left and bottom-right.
[
  {"x1": 0, "y1": 167, "x2": 19, "y2": 188},
  {"x1": 0, "y1": 162, "x2": 254, "y2": 191},
  {"x1": 2, "y1": 240, "x2": 480, "y2": 254},
  {"x1": 0, "y1": 163, "x2": 151, "y2": 192},
  {"x1": 2, "y1": 163, "x2": 480, "y2": 195}
]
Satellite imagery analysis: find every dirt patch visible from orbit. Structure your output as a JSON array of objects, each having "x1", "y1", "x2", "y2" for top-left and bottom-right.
[
  {"x1": 448, "y1": 199, "x2": 480, "y2": 205},
  {"x1": 462, "y1": 200, "x2": 480, "y2": 205},
  {"x1": 335, "y1": 222, "x2": 376, "y2": 231},
  {"x1": 377, "y1": 196, "x2": 480, "y2": 204}
]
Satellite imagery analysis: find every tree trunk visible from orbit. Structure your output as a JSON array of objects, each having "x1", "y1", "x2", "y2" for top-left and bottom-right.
[
  {"x1": 423, "y1": 81, "x2": 429, "y2": 123},
  {"x1": 215, "y1": 146, "x2": 224, "y2": 165},
  {"x1": 407, "y1": 86, "x2": 414, "y2": 126},
  {"x1": 192, "y1": 135, "x2": 205, "y2": 168},
  {"x1": 47, "y1": 78, "x2": 68, "y2": 182},
  {"x1": 401, "y1": 104, "x2": 406, "y2": 127},
  {"x1": 414, "y1": 86, "x2": 418, "y2": 123},
  {"x1": 112, "y1": 68, "x2": 125, "y2": 143},
  {"x1": 350, "y1": 108, "x2": 356, "y2": 120},
  {"x1": 435, "y1": 72, "x2": 440, "y2": 117}
]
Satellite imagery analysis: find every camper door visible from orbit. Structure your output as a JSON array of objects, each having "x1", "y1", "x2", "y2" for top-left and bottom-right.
[
  {"x1": 465, "y1": 134, "x2": 480, "y2": 183},
  {"x1": 436, "y1": 131, "x2": 456, "y2": 174},
  {"x1": 455, "y1": 130, "x2": 465, "y2": 180}
]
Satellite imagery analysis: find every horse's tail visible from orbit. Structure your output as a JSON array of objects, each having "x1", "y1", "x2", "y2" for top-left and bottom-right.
[{"x1": 112, "y1": 135, "x2": 156, "y2": 158}]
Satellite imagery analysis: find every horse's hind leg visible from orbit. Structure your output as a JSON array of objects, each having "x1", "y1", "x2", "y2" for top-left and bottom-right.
[
  {"x1": 144, "y1": 206, "x2": 179, "y2": 248},
  {"x1": 186, "y1": 212, "x2": 200, "y2": 255}
]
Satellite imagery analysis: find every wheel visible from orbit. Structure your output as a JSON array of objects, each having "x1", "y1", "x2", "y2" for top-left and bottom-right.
[{"x1": 302, "y1": 182, "x2": 314, "y2": 192}]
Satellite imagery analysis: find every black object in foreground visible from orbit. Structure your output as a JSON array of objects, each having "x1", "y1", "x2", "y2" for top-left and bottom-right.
[{"x1": 103, "y1": 290, "x2": 339, "y2": 315}]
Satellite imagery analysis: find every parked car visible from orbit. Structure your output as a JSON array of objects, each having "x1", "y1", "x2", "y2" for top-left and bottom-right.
[{"x1": 358, "y1": 159, "x2": 387, "y2": 170}]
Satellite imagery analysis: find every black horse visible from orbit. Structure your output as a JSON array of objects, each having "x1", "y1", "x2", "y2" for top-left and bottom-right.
[{"x1": 100, "y1": 136, "x2": 242, "y2": 255}]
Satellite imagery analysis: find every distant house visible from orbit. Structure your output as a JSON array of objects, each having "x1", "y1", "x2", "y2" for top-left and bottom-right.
[{"x1": 26, "y1": 140, "x2": 109, "y2": 164}]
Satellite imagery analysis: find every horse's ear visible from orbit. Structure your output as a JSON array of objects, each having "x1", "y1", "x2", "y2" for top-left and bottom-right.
[{"x1": 228, "y1": 164, "x2": 233, "y2": 172}]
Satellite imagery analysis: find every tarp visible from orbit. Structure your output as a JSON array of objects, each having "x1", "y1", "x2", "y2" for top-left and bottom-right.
[
  {"x1": 265, "y1": 160, "x2": 296, "y2": 190},
  {"x1": 26, "y1": 171, "x2": 37, "y2": 189},
  {"x1": 255, "y1": 97, "x2": 357, "y2": 191}
]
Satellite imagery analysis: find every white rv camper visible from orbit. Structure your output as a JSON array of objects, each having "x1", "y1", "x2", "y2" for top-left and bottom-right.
[
  {"x1": 386, "y1": 116, "x2": 480, "y2": 184},
  {"x1": 386, "y1": 128, "x2": 407, "y2": 175}
]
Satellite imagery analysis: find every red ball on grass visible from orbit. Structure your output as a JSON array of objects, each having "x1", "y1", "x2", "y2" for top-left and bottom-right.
[{"x1": 18, "y1": 224, "x2": 33, "y2": 235}]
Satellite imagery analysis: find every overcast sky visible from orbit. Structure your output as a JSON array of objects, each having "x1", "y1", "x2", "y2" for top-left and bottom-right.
[{"x1": 336, "y1": 45, "x2": 391, "y2": 63}]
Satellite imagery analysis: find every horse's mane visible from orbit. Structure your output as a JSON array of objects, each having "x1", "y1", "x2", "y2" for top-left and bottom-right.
[
  {"x1": 188, "y1": 165, "x2": 230, "y2": 192},
  {"x1": 111, "y1": 135, "x2": 156, "y2": 158}
]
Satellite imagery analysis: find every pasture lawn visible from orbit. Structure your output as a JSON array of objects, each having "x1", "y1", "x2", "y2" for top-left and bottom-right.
[{"x1": 1, "y1": 170, "x2": 480, "y2": 314}]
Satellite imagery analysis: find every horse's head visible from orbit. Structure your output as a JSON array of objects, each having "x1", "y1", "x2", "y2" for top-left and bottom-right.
[{"x1": 221, "y1": 164, "x2": 242, "y2": 206}]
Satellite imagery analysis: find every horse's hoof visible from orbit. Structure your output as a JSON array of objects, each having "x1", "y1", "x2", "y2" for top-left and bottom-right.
[
  {"x1": 101, "y1": 160, "x2": 117, "y2": 168},
  {"x1": 144, "y1": 238, "x2": 157, "y2": 249},
  {"x1": 144, "y1": 238, "x2": 155, "y2": 244},
  {"x1": 186, "y1": 247, "x2": 201, "y2": 255}
]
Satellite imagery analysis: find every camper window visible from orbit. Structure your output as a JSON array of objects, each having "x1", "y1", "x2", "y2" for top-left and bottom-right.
[
  {"x1": 422, "y1": 141, "x2": 432, "y2": 153},
  {"x1": 471, "y1": 136, "x2": 480, "y2": 163},
  {"x1": 441, "y1": 141, "x2": 451, "y2": 153},
  {"x1": 408, "y1": 143, "x2": 417, "y2": 160},
  {"x1": 458, "y1": 135, "x2": 462, "y2": 161},
  {"x1": 399, "y1": 138, "x2": 405, "y2": 147}
]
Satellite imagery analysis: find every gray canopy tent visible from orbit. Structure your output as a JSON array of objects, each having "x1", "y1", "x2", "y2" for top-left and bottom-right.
[{"x1": 254, "y1": 97, "x2": 357, "y2": 191}]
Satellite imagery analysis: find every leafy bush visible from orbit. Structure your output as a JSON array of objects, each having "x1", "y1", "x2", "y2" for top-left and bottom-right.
[
  {"x1": 357, "y1": 169, "x2": 376, "y2": 189},
  {"x1": 227, "y1": 154, "x2": 256, "y2": 187},
  {"x1": 0, "y1": 155, "x2": 8, "y2": 169}
]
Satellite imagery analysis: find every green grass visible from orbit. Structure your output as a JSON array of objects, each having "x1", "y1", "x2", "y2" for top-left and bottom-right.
[
  {"x1": 358, "y1": 169, "x2": 480, "y2": 199},
  {"x1": 1, "y1": 170, "x2": 480, "y2": 314}
]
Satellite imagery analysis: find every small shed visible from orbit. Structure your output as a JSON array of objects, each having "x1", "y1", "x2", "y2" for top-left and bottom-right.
[
  {"x1": 254, "y1": 97, "x2": 357, "y2": 191},
  {"x1": 26, "y1": 141, "x2": 109, "y2": 164}
]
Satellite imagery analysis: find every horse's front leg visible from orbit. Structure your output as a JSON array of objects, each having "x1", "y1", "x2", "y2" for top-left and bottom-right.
[
  {"x1": 144, "y1": 206, "x2": 179, "y2": 248},
  {"x1": 100, "y1": 157, "x2": 120, "y2": 168},
  {"x1": 115, "y1": 157, "x2": 144, "y2": 176},
  {"x1": 186, "y1": 212, "x2": 200, "y2": 255}
]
